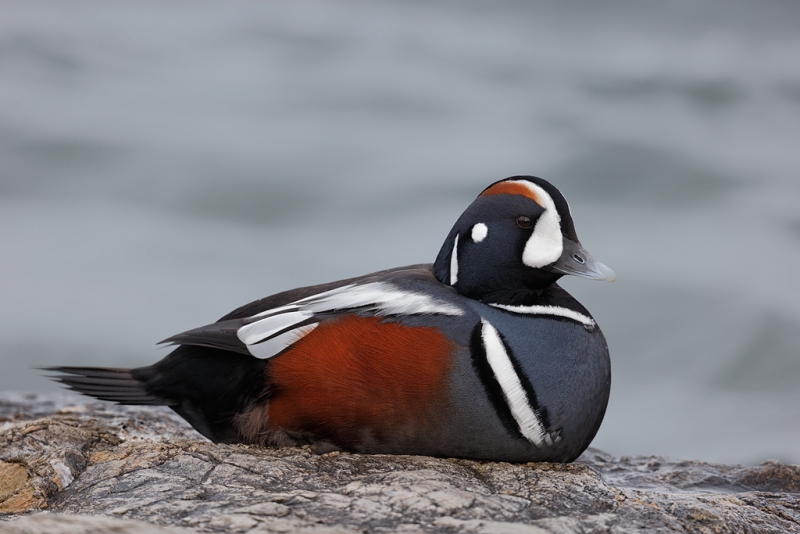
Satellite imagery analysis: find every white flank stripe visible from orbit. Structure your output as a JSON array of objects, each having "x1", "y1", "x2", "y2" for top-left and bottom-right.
[
  {"x1": 480, "y1": 319, "x2": 547, "y2": 447},
  {"x1": 488, "y1": 303, "x2": 595, "y2": 329},
  {"x1": 450, "y1": 234, "x2": 459, "y2": 286},
  {"x1": 247, "y1": 323, "x2": 318, "y2": 359},
  {"x1": 237, "y1": 309, "x2": 314, "y2": 345}
]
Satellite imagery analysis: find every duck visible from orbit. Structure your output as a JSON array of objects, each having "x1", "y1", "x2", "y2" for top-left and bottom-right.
[{"x1": 49, "y1": 176, "x2": 614, "y2": 463}]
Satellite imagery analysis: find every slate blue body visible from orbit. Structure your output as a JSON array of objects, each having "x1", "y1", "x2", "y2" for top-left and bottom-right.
[
  {"x1": 307, "y1": 265, "x2": 611, "y2": 463},
  {"x1": 48, "y1": 176, "x2": 614, "y2": 463},
  {"x1": 458, "y1": 296, "x2": 610, "y2": 462}
]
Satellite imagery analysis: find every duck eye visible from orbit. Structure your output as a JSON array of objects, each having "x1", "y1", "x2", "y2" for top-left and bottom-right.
[{"x1": 516, "y1": 216, "x2": 533, "y2": 229}]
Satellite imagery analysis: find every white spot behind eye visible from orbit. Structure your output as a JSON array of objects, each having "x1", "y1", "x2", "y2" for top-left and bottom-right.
[{"x1": 471, "y1": 223, "x2": 488, "y2": 243}]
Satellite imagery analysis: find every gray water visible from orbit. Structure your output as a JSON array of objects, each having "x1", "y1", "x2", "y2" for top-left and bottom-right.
[{"x1": 1, "y1": 0, "x2": 799, "y2": 465}]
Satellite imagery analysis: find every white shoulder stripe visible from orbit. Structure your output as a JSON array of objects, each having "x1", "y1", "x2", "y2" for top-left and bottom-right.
[
  {"x1": 299, "y1": 282, "x2": 463, "y2": 316},
  {"x1": 480, "y1": 319, "x2": 547, "y2": 447},
  {"x1": 488, "y1": 303, "x2": 595, "y2": 329},
  {"x1": 450, "y1": 234, "x2": 459, "y2": 286}
]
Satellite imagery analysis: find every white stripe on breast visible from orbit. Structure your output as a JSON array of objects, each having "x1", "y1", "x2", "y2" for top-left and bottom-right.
[
  {"x1": 488, "y1": 303, "x2": 595, "y2": 329},
  {"x1": 480, "y1": 319, "x2": 547, "y2": 447}
]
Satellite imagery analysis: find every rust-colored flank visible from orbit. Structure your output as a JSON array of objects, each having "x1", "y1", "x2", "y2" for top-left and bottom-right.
[
  {"x1": 480, "y1": 181, "x2": 542, "y2": 206},
  {"x1": 267, "y1": 315, "x2": 455, "y2": 449}
]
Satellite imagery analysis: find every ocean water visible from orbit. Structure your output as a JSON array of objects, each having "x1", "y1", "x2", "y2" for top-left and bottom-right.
[{"x1": 1, "y1": 0, "x2": 799, "y2": 465}]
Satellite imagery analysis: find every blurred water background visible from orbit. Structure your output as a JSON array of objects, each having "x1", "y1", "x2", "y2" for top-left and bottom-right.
[{"x1": 1, "y1": 0, "x2": 799, "y2": 465}]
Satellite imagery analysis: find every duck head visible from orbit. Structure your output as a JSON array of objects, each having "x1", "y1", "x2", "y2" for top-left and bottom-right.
[{"x1": 434, "y1": 176, "x2": 615, "y2": 302}]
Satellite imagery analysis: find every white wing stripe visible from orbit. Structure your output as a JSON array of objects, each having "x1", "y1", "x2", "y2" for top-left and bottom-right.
[
  {"x1": 239, "y1": 281, "x2": 463, "y2": 359},
  {"x1": 247, "y1": 323, "x2": 318, "y2": 359},
  {"x1": 481, "y1": 319, "x2": 547, "y2": 447},
  {"x1": 489, "y1": 303, "x2": 595, "y2": 329},
  {"x1": 237, "y1": 310, "x2": 314, "y2": 345}
]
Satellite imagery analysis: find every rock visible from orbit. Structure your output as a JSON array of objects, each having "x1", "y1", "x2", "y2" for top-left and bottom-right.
[
  {"x1": 0, "y1": 513, "x2": 193, "y2": 534},
  {"x1": 0, "y1": 393, "x2": 798, "y2": 533}
]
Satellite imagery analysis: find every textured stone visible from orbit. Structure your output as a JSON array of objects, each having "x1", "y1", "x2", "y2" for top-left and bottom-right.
[
  {"x1": 0, "y1": 393, "x2": 798, "y2": 533},
  {"x1": 0, "y1": 513, "x2": 194, "y2": 533}
]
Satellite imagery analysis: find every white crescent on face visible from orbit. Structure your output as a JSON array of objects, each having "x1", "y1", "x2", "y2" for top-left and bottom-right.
[{"x1": 508, "y1": 180, "x2": 563, "y2": 269}]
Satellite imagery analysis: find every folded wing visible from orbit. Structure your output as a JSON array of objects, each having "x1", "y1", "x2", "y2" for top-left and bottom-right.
[{"x1": 161, "y1": 280, "x2": 464, "y2": 359}]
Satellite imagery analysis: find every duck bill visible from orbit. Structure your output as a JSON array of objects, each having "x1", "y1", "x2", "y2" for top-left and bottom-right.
[{"x1": 545, "y1": 239, "x2": 616, "y2": 282}]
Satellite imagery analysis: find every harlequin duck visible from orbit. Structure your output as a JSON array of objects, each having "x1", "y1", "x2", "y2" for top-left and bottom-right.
[{"x1": 49, "y1": 176, "x2": 614, "y2": 463}]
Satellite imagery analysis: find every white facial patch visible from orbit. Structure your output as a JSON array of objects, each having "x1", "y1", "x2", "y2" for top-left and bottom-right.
[
  {"x1": 480, "y1": 319, "x2": 548, "y2": 447},
  {"x1": 450, "y1": 234, "x2": 459, "y2": 286},
  {"x1": 471, "y1": 223, "x2": 488, "y2": 243},
  {"x1": 507, "y1": 180, "x2": 563, "y2": 268}
]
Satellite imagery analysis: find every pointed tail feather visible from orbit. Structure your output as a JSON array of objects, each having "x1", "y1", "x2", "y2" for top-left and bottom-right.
[
  {"x1": 42, "y1": 346, "x2": 270, "y2": 443},
  {"x1": 43, "y1": 366, "x2": 170, "y2": 406}
]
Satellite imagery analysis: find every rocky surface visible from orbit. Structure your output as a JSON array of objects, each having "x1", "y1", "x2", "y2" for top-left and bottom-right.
[{"x1": 0, "y1": 393, "x2": 798, "y2": 533}]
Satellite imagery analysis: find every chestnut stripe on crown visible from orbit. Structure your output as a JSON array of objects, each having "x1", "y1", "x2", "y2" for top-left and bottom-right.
[{"x1": 480, "y1": 181, "x2": 543, "y2": 207}]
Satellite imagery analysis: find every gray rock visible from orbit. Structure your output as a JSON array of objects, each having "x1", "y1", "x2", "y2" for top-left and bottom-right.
[
  {"x1": 0, "y1": 513, "x2": 193, "y2": 534},
  {"x1": 0, "y1": 393, "x2": 798, "y2": 533}
]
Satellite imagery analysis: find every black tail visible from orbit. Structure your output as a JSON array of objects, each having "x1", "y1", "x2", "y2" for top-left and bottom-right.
[
  {"x1": 44, "y1": 366, "x2": 166, "y2": 405},
  {"x1": 44, "y1": 345, "x2": 269, "y2": 443}
]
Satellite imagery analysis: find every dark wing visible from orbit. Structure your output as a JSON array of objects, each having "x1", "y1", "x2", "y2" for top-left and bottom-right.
[{"x1": 161, "y1": 264, "x2": 465, "y2": 359}]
